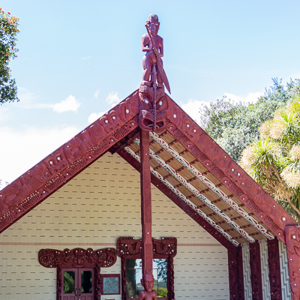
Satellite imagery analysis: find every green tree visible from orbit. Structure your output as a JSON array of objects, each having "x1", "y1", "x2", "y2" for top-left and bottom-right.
[
  {"x1": 240, "y1": 93, "x2": 300, "y2": 221},
  {"x1": 0, "y1": 8, "x2": 19, "y2": 104},
  {"x1": 199, "y1": 79, "x2": 300, "y2": 161}
]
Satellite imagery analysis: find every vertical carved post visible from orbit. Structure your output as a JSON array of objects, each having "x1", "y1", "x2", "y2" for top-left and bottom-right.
[
  {"x1": 284, "y1": 225, "x2": 300, "y2": 300},
  {"x1": 167, "y1": 256, "x2": 175, "y2": 300},
  {"x1": 57, "y1": 267, "x2": 62, "y2": 300},
  {"x1": 267, "y1": 238, "x2": 282, "y2": 299},
  {"x1": 250, "y1": 241, "x2": 263, "y2": 300},
  {"x1": 140, "y1": 129, "x2": 153, "y2": 277},
  {"x1": 95, "y1": 265, "x2": 101, "y2": 300},
  {"x1": 121, "y1": 257, "x2": 127, "y2": 300},
  {"x1": 228, "y1": 245, "x2": 244, "y2": 300}
]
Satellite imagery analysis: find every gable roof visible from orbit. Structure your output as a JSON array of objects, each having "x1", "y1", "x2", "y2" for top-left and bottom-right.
[{"x1": 0, "y1": 90, "x2": 297, "y2": 249}]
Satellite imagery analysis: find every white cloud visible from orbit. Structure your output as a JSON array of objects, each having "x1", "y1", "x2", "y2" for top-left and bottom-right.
[
  {"x1": 106, "y1": 92, "x2": 120, "y2": 106},
  {"x1": 0, "y1": 107, "x2": 9, "y2": 123},
  {"x1": 87, "y1": 91, "x2": 120, "y2": 124},
  {"x1": 88, "y1": 111, "x2": 106, "y2": 124},
  {"x1": 182, "y1": 99, "x2": 207, "y2": 122},
  {"x1": 81, "y1": 56, "x2": 91, "y2": 60},
  {"x1": 223, "y1": 91, "x2": 263, "y2": 104},
  {"x1": 52, "y1": 95, "x2": 81, "y2": 113},
  {"x1": 0, "y1": 126, "x2": 79, "y2": 184}
]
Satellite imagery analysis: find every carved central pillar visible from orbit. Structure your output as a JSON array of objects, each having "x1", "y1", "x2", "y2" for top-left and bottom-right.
[{"x1": 140, "y1": 129, "x2": 153, "y2": 277}]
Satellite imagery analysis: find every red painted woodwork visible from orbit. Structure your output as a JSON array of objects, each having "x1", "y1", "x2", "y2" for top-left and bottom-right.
[
  {"x1": 249, "y1": 241, "x2": 263, "y2": 300},
  {"x1": 117, "y1": 237, "x2": 176, "y2": 300},
  {"x1": 228, "y1": 245, "x2": 244, "y2": 300},
  {"x1": 142, "y1": 14, "x2": 170, "y2": 93},
  {"x1": 38, "y1": 248, "x2": 117, "y2": 269},
  {"x1": 118, "y1": 147, "x2": 235, "y2": 250},
  {"x1": 140, "y1": 130, "x2": 154, "y2": 278},
  {"x1": 267, "y1": 238, "x2": 282, "y2": 299},
  {"x1": 163, "y1": 95, "x2": 297, "y2": 243},
  {"x1": 284, "y1": 225, "x2": 300, "y2": 300},
  {"x1": 39, "y1": 248, "x2": 117, "y2": 300},
  {"x1": 0, "y1": 91, "x2": 140, "y2": 234},
  {"x1": 0, "y1": 87, "x2": 296, "y2": 248}
]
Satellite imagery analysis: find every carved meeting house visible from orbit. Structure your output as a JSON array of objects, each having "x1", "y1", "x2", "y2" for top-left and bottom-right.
[{"x1": 0, "y1": 14, "x2": 299, "y2": 300}]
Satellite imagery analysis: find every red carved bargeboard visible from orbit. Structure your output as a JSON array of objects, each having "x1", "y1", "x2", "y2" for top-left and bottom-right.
[
  {"x1": 0, "y1": 91, "x2": 139, "y2": 233},
  {"x1": 285, "y1": 225, "x2": 300, "y2": 300},
  {"x1": 163, "y1": 94, "x2": 298, "y2": 243}
]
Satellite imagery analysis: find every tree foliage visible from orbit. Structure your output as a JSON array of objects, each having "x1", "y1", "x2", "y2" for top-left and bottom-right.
[
  {"x1": 0, "y1": 8, "x2": 19, "y2": 104},
  {"x1": 240, "y1": 93, "x2": 300, "y2": 221},
  {"x1": 199, "y1": 78, "x2": 300, "y2": 161}
]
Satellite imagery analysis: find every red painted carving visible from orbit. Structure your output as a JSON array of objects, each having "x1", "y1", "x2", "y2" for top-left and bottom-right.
[
  {"x1": 38, "y1": 248, "x2": 117, "y2": 300},
  {"x1": 139, "y1": 274, "x2": 157, "y2": 300},
  {"x1": 57, "y1": 267, "x2": 62, "y2": 300},
  {"x1": 167, "y1": 256, "x2": 175, "y2": 300},
  {"x1": 142, "y1": 14, "x2": 170, "y2": 94},
  {"x1": 117, "y1": 237, "x2": 177, "y2": 300},
  {"x1": 0, "y1": 91, "x2": 139, "y2": 233},
  {"x1": 250, "y1": 241, "x2": 263, "y2": 300},
  {"x1": 95, "y1": 264, "x2": 102, "y2": 300},
  {"x1": 140, "y1": 130, "x2": 154, "y2": 279},
  {"x1": 38, "y1": 247, "x2": 117, "y2": 268},
  {"x1": 228, "y1": 245, "x2": 244, "y2": 300},
  {"x1": 267, "y1": 238, "x2": 282, "y2": 299},
  {"x1": 118, "y1": 147, "x2": 235, "y2": 250},
  {"x1": 164, "y1": 95, "x2": 297, "y2": 242},
  {"x1": 139, "y1": 14, "x2": 169, "y2": 133},
  {"x1": 285, "y1": 225, "x2": 300, "y2": 300}
]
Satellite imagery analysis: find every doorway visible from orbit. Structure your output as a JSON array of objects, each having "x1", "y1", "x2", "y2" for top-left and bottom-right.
[{"x1": 62, "y1": 268, "x2": 94, "y2": 300}]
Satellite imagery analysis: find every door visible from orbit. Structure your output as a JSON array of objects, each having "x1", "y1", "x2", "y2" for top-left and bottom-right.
[{"x1": 62, "y1": 268, "x2": 94, "y2": 300}]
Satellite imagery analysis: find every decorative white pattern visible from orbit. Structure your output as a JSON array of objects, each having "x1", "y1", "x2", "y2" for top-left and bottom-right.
[
  {"x1": 279, "y1": 240, "x2": 292, "y2": 299},
  {"x1": 259, "y1": 240, "x2": 270, "y2": 300},
  {"x1": 124, "y1": 146, "x2": 239, "y2": 246},
  {"x1": 150, "y1": 132, "x2": 274, "y2": 240},
  {"x1": 134, "y1": 138, "x2": 255, "y2": 243},
  {"x1": 242, "y1": 243, "x2": 252, "y2": 300}
]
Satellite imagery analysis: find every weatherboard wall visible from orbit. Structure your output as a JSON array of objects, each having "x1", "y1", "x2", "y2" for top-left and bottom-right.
[{"x1": 0, "y1": 152, "x2": 229, "y2": 300}]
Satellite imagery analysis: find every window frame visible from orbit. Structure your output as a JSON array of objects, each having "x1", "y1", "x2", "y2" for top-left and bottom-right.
[{"x1": 117, "y1": 237, "x2": 177, "y2": 300}]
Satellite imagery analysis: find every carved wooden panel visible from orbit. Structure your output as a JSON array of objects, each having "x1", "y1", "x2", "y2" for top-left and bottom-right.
[
  {"x1": 38, "y1": 247, "x2": 117, "y2": 268},
  {"x1": 267, "y1": 239, "x2": 282, "y2": 299},
  {"x1": 228, "y1": 245, "x2": 244, "y2": 300},
  {"x1": 250, "y1": 242, "x2": 263, "y2": 300}
]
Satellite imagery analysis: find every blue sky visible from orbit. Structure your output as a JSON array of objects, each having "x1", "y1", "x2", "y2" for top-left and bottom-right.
[{"x1": 1, "y1": 0, "x2": 300, "y2": 184}]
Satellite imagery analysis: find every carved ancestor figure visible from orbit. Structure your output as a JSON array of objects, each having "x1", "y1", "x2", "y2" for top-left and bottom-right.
[
  {"x1": 138, "y1": 274, "x2": 157, "y2": 300},
  {"x1": 139, "y1": 14, "x2": 170, "y2": 133},
  {"x1": 141, "y1": 14, "x2": 170, "y2": 93}
]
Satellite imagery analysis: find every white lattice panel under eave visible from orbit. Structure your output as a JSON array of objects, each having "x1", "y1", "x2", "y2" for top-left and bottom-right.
[
  {"x1": 279, "y1": 240, "x2": 291, "y2": 300},
  {"x1": 259, "y1": 240, "x2": 270, "y2": 300},
  {"x1": 242, "y1": 243, "x2": 252, "y2": 300}
]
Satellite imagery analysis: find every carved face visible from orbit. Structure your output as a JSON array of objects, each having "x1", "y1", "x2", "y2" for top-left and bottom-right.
[
  {"x1": 142, "y1": 274, "x2": 154, "y2": 292},
  {"x1": 149, "y1": 22, "x2": 159, "y2": 37}
]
